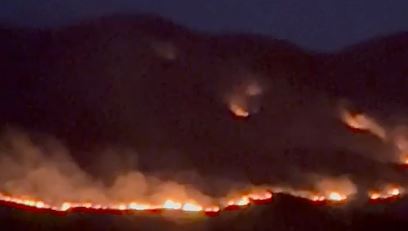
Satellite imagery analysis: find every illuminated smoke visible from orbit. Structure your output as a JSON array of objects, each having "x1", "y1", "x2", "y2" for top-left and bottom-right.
[
  {"x1": 0, "y1": 129, "x2": 281, "y2": 214},
  {"x1": 222, "y1": 186, "x2": 272, "y2": 207},
  {"x1": 339, "y1": 106, "x2": 408, "y2": 164},
  {"x1": 340, "y1": 108, "x2": 386, "y2": 140},
  {"x1": 0, "y1": 120, "x2": 407, "y2": 216},
  {"x1": 245, "y1": 81, "x2": 263, "y2": 96},
  {"x1": 392, "y1": 128, "x2": 408, "y2": 164},
  {"x1": 226, "y1": 79, "x2": 263, "y2": 118},
  {"x1": 0, "y1": 129, "x2": 214, "y2": 209},
  {"x1": 151, "y1": 41, "x2": 178, "y2": 60},
  {"x1": 368, "y1": 184, "x2": 403, "y2": 200},
  {"x1": 228, "y1": 99, "x2": 250, "y2": 118},
  {"x1": 314, "y1": 176, "x2": 357, "y2": 202}
]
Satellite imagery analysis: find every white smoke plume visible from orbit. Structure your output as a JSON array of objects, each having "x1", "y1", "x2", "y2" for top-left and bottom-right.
[{"x1": 0, "y1": 129, "x2": 213, "y2": 207}]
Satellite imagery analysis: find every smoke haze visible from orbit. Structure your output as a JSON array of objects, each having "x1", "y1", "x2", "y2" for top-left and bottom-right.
[{"x1": 0, "y1": 14, "x2": 407, "y2": 211}]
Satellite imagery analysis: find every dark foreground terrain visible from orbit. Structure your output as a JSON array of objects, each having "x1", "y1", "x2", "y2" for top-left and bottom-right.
[{"x1": 1, "y1": 194, "x2": 408, "y2": 231}]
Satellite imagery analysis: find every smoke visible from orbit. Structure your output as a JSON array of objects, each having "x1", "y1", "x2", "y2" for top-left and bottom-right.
[
  {"x1": 391, "y1": 126, "x2": 408, "y2": 163},
  {"x1": 2, "y1": 68, "x2": 406, "y2": 211},
  {"x1": 1, "y1": 84, "x2": 408, "y2": 214},
  {"x1": 339, "y1": 102, "x2": 408, "y2": 165},
  {"x1": 224, "y1": 72, "x2": 264, "y2": 118},
  {"x1": 0, "y1": 129, "x2": 213, "y2": 207},
  {"x1": 0, "y1": 18, "x2": 408, "y2": 213},
  {"x1": 0, "y1": 123, "x2": 393, "y2": 210},
  {"x1": 314, "y1": 176, "x2": 357, "y2": 199},
  {"x1": 339, "y1": 108, "x2": 386, "y2": 140}
]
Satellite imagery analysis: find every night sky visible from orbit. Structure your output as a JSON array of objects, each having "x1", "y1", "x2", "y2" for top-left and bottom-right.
[{"x1": 2, "y1": 0, "x2": 408, "y2": 51}]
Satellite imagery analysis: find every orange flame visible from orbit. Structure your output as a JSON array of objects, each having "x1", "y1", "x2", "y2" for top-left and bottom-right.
[
  {"x1": 162, "y1": 199, "x2": 182, "y2": 210},
  {"x1": 128, "y1": 202, "x2": 151, "y2": 211},
  {"x1": 369, "y1": 185, "x2": 403, "y2": 200},
  {"x1": 182, "y1": 202, "x2": 203, "y2": 212},
  {"x1": 327, "y1": 192, "x2": 347, "y2": 202},
  {"x1": 400, "y1": 154, "x2": 408, "y2": 165},
  {"x1": 340, "y1": 109, "x2": 386, "y2": 140},
  {"x1": 0, "y1": 183, "x2": 405, "y2": 217},
  {"x1": 229, "y1": 102, "x2": 250, "y2": 118},
  {"x1": 227, "y1": 196, "x2": 250, "y2": 207}
]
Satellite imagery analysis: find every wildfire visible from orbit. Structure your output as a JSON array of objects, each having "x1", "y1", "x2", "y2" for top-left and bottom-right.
[
  {"x1": 397, "y1": 152, "x2": 408, "y2": 165},
  {"x1": 0, "y1": 181, "x2": 406, "y2": 217},
  {"x1": 394, "y1": 135, "x2": 408, "y2": 165},
  {"x1": 0, "y1": 184, "x2": 406, "y2": 217},
  {"x1": 245, "y1": 81, "x2": 263, "y2": 96},
  {"x1": 161, "y1": 200, "x2": 204, "y2": 212},
  {"x1": 327, "y1": 192, "x2": 347, "y2": 202},
  {"x1": 2, "y1": 109, "x2": 408, "y2": 219},
  {"x1": 227, "y1": 196, "x2": 250, "y2": 207},
  {"x1": 247, "y1": 191, "x2": 273, "y2": 201},
  {"x1": 340, "y1": 108, "x2": 408, "y2": 166},
  {"x1": 0, "y1": 195, "x2": 212, "y2": 214},
  {"x1": 369, "y1": 185, "x2": 403, "y2": 201},
  {"x1": 310, "y1": 194, "x2": 326, "y2": 202},
  {"x1": 224, "y1": 189, "x2": 273, "y2": 208},
  {"x1": 60, "y1": 202, "x2": 71, "y2": 211},
  {"x1": 283, "y1": 191, "x2": 346, "y2": 203},
  {"x1": 182, "y1": 202, "x2": 203, "y2": 212},
  {"x1": 229, "y1": 102, "x2": 250, "y2": 118},
  {"x1": 0, "y1": 189, "x2": 275, "y2": 216},
  {"x1": 163, "y1": 199, "x2": 182, "y2": 210},
  {"x1": 128, "y1": 202, "x2": 152, "y2": 211},
  {"x1": 340, "y1": 109, "x2": 386, "y2": 140},
  {"x1": 227, "y1": 80, "x2": 263, "y2": 118}
]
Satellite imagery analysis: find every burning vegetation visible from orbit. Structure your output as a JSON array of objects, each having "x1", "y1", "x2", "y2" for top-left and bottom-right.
[
  {"x1": 0, "y1": 91, "x2": 406, "y2": 220},
  {"x1": 1, "y1": 103, "x2": 408, "y2": 217}
]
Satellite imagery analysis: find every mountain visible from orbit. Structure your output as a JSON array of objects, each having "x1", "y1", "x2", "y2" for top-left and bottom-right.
[
  {"x1": 0, "y1": 14, "x2": 316, "y2": 153},
  {"x1": 0, "y1": 14, "x2": 408, "y2": 230},
  {"x1": 317, "y1": 32, "x2": 408, "y2": 117}
]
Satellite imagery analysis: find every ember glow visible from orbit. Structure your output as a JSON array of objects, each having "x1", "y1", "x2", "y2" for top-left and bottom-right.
[
  {"x1": 0, "y1": 193, "x2": 214, "y2": 214},
  {"x1": 182, "y1": 202, "x2": 203, "y2": 212},
  {"x1": 272, "y1": 189, "x2": 346, "y2": 203},
  {"x1": 247, "y1": 191, "x2": 273, "y2": 201},
  {"x1": 227, "y1": 196, "x2": 250, "y2": 207},
  {"x1": 340, "y1": 107, "x2": 408, "y2": 165},
  {"x1": 340, "y1": 109, "x2": 386, "y2": 140},
  {"x1": 0, "y1": 187, "x2": 275, "y2": 215},
  {"x1": 128, "y1": 202, "x2": 151, "y2": 211},
  {"x1": 229, "y1": 102, "x2": 250, "y2": 118},
  {"x1": 327, "y1": 192, "x2": 347, "y2": 202},
  {"x1": 226, "y1": 78, "x2": 263, "y2": 118},
  {"x1": 0, "y1": 127, "x2": 407, "y2": 218},
  {"x1": 1, "y1": 182, "x2": 407, "y2": 217},
  {"x1": 0, "y1": 186, "x2": 349, "y2": 215},
  {"x1": 368, "y1": 185, "x2": 403, "y2": 201},
  {"x1": 223, "y1": 188, "x2": 273, "y2": 208},
  {"x1": 403, "y1": 156, "x2": 408, "y2": 165},
  {"x1": 394, "y1": 134, "x2": 408, "y2": 165},
  {"x1": 245, "y1": 81, "x2": 263, "y2": 96},
  {"x1": 163, "y1": 199, "x2": 182, "y2": 210}
]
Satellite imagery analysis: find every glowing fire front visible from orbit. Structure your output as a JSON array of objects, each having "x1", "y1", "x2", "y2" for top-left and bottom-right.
[
  {"x1": 340, "y1": 109, "x2": 386, "y2": 140},
  {"x1": 369, "y1": 185, "x2": 403, "y2": 201},
  {"x1": 1, "y1": 183, "x2": 406, "y2": 217},
  {"x1": 340, "y1": 107, "x2": 408, "y2": 166},
  {"x1": 327, "y1": 192, "x2": 347, "y2": 202},
  {"x1": 0, "y1": 194, "x2": 217, "y2": 213},
  {"x1": 229, "y1": 102, "x2": 250, "y2": 118},
  {"x1": 0, "y1": 190, "x2": 274, "y2": 215}
]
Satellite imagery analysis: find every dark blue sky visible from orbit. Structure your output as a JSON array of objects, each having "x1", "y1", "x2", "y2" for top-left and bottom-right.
[{"x1": 2, "y1": 0, "x2": 408, "y2": 51}]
